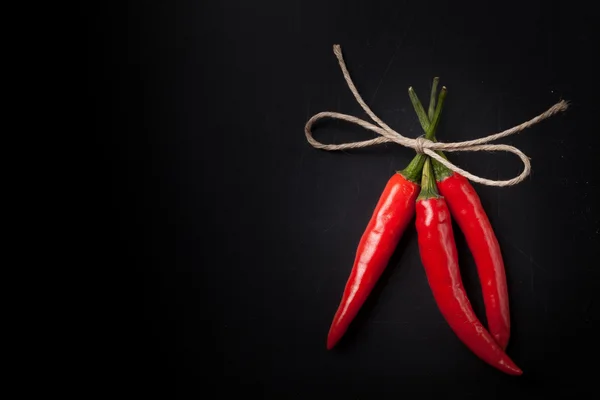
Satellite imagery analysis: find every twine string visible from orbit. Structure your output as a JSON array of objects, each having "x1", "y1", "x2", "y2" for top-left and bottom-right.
[{"x1": 304, "y1": 45, "x2": 568, "y2": 187}]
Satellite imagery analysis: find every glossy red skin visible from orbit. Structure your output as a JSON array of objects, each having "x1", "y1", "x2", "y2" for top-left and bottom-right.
[
  {"x1": 416, "y1": 197, "x2": 522, "y2": 375},
  {"x1": 327, "y1": 173, "x2": 419, "y2": 350},
  {"x1": 437, "y1": 173, "x2": 510, "y2": 349}
]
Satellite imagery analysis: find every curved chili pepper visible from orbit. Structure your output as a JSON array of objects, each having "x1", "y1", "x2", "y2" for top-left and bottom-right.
[
  {"x1": 410, "y1": 81, "x2": 511, "y2": 349},
  {"x1": 326, "y1": 171, "x2": 419, "y2": 349},
  {"x1": 435, "y1": 167, "x2": 510, "y2": 349},
  {"x1": 326, "y1": 86, "x2": 449, "y2": 350},
  {"x1": 415, "y1": 159, "x2": 522, "y2": 375}
]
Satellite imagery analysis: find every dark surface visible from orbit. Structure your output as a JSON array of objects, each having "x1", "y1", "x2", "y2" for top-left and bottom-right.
[{"x1": 91, "y1": 0, "x2": 600, "y2": 397}]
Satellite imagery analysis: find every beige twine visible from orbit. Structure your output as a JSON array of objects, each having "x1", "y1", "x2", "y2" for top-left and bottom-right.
[{"x1": 305, "y1": 44, "x2": 569, "y2": 186}]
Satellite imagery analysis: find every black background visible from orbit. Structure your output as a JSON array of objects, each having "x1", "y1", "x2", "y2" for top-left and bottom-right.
[{"x1": 91, "y1": 0, "x2": 599, "y2": 397}]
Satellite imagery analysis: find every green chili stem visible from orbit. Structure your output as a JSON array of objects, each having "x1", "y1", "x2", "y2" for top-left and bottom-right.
[
  {"x1": 400, "y1": 85, "x2": 448, "y2": 183},
  {"x1": 409, "y1": 82, "x2": 453, "y2": 181},
  {"x1": 417, "y1": 157, "x2": 440, "y2": 200},
  {"x1": 408, "y1": 87, "x2": 430, "y2": 133},
  {"x1": 428, "y1": 77, "x2": 439, "y2": 121}
]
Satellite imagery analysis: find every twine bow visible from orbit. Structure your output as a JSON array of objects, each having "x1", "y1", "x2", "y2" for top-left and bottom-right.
[{"x1": 305, "y1": 45, "x2": 569, "y2": 186}]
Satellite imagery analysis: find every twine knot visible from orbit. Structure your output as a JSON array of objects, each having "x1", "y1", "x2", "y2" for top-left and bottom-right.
[
  {"x1": 414, "y1": 136, "x2": 429, "y2": 154},
  {"x1": 304, "y1": 44, "x2": 569, "y2": 187}
]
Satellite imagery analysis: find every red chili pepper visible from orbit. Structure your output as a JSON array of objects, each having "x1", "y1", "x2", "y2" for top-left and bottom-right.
[
  {"x1": 435, "y1": 166, "x2": 510, "y2": 349},
  {"x1": 415, "y1": 159, "x2": 522, "y2": 375},
  {"x1": 409, "y1": 81, "x2": 511, "y2": 349},
  {"x1": 326, "y1": 171, "x2": 419, "y2": 349},
  {"x1": 326, "y1": 86, "x2": 449, "y2": 350}
]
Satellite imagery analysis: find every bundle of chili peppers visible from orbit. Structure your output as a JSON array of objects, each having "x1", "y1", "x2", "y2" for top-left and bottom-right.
[{"x1": 326, "y1": 78, "x2": 522, "y2": 375}]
